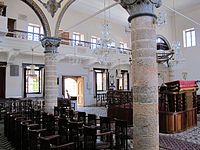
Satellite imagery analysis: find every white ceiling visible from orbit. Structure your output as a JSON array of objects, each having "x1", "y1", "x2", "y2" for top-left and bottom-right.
[{"x1": 68, "y1": 0, "x2": 200, "y2": 26}]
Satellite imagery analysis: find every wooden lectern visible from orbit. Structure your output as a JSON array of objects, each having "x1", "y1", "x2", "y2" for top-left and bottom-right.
[{"x1": 159, "y1": 80, "x2": 198, "y2": 133}]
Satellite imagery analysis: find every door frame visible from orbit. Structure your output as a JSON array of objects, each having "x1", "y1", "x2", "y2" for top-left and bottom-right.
[
  {"x1": 0, "y1": 62, "x2": 7, "y2": 98},
  {"x1": 62, "y1": 75, "x2": 85, "y2": 105}
]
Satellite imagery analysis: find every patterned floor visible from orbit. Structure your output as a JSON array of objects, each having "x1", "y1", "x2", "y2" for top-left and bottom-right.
[
  {"x1": 160, "y1": 135, "x2": 200, "y2": 150},
  {"x1": 0, "y1": 120, "x2": 15, "y2": 150},
  {"x1": 0, "y1": 108, "x2": 200, "y2": 149},
  {"x1": 78, "y1": 107, "x2": 200, "y2": 150}
]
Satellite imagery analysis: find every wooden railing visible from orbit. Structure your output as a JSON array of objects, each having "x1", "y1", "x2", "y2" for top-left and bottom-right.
[{"x1": 96, "y1": 92, "x2": 107, "y2": 106}]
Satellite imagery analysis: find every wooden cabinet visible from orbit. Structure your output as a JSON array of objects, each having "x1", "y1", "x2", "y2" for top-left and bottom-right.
[{"x1": 159, "y1": 80, "x2": 198, "y2": 133}]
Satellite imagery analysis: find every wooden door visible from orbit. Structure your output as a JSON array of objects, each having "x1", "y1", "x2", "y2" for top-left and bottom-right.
[
  {"x1": 59, "y1": 30, "x2": 69, "y2": 45},
  {"x1": 77, "y1": 77, "x2": 84, "y2": 107},
  {"x1": 0, "y1": 66, "x2": 6, "y2": 98},
  {"x1": 7, "y1": 18, "x2": 16, "y2": 37}
]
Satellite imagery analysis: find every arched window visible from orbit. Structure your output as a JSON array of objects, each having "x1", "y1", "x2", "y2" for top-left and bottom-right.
[
  {"x1": 157, "y1": 36, "x2": 170, "y2": 50},
  {"x1": 156, "y1": 35, "x2": 174, "y2": 66}
]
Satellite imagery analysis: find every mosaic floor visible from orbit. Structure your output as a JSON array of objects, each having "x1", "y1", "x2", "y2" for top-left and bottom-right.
[{"x1": 77, "y1": 107, "x2": 200, "y2": 150}]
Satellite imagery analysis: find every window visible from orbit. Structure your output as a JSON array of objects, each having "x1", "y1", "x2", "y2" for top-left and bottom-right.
[
  {"x1": 116, "y1": 70, "x2": 129, "y2": 90},
  {"x1": 156, "y1": 37, "x2": 170, "y2": 50},
  {"x1": 97, "y1": 72, "x2": 103, "y2": 91},
  {"x1": 72, "y1": 32, "x2": 81, "y2": 46},
  {"x1": 25, "y1": 66, "x2": 42, "y2": 94},
  {"x1": 183, "y1": 28, "x2": 196, "y2": 47},
  {"x1": 28, "y1": 24, "x2": 43, "y2": 41},
  {"x1": 91, "y1": 36, "x2": 97, "y2": 49},
  {"x1": 94, "y1": 69, "x2": 108, "y2": 92}
]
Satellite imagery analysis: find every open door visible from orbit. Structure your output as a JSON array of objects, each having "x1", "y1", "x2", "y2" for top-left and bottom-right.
[
  {"x1": 62, "y1": 76, "x2": 84, "y2": 108},
  {"x1": 77, "y1": 77, "x2": 84, "y2": 107}
]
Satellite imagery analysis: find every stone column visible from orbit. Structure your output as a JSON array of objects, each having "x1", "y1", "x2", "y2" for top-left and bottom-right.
[
  {"x1": 41, "y1": 37, "x2": 61, "y2": 114},
  {"x1": 168, "y1": 62, "x2": 176, "y2": 81},
  {"x1": 121, "y1": 0, "x2": 161, "y2": 149}
]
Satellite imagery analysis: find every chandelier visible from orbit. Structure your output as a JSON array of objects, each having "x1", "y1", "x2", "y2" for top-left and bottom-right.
[
  {"x1": 116, "y1": 59, "x2": 122, "y2": 79},
  {"x1": 93, "y1": 0, "x2": 112, "y2": 65},
  {"x1": 170, "y1": 0, "x2": 185, "y2": 65},
  {"x1": 28, "y1": 48, "x2": 37, "y2": 77},
  {"x1": 156, "y1": 11, "x2": 167, "y2": 26}
]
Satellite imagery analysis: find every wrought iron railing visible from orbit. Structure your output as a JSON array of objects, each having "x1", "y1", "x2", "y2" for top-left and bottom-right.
[
  {"x1": 5, "y1": 30, "x2": 174, "y2": 64},
  {"x1": 5, "y1": 29, "x2": 131, "y2": 55}
]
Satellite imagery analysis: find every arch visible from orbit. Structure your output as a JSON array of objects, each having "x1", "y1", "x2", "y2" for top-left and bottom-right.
[
  {"x1": 21, "y1": 0, "x2": 51, "y2": 36},
  {"x1": 156, "y1": 34, "x2": 171, "y2": 50},
  {"x1": 55, "y1": 0, "x2": 76, "y2": 37}
]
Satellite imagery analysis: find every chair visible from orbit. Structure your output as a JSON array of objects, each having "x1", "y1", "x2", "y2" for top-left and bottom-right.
[
  {"x1": 60, "y1": 107, "x2": 68, "y2": 118},
  {"x1": 99, "y1": 116, "x2": 112, "y2": 142},
  {"x1": 100, "y1": 116, "x2": 111, "y2": 132},
  {"x1": 21, "y1": 120, "x2": 39, "y2": 150},
  {"x1": 58, "y1": 117, "x2": 69, "y2": 143},
  {"x1": 67, "y1": 109, "x2": 74, "y2": 120},
  {"x1": 54, "y1": 106, "x2": 60, "y2": 117},
  {"x1": 84, "y1": 126, "x2": 113, "y2": 150},
  {"x1": 34, "y1": 109, "x2": 41, "y2": 125},
  {"x1": 42, "y1": 113, "x2": 55, "y2": 135},
  {"x1": 77, "y1": 111, "x2": 86, "y2": 124},
  {"x1": 114, "y1": 119, "x2": 128, "y2": 150},
  {"x1": 87, "y1": 114, "x2": 97, "y2": 126},
  {"x1": 68, "y1": 121, "x2": 84, "y2": 149},
  {"x1": 13, "y1": 116, "x2": 26, "y2": 149},
  {"x1": 29, "y1": 128, "x2": 47, "y2": 150},
  {"x1": 40, "y1": 135, "x2": 74, "y2": 150}
]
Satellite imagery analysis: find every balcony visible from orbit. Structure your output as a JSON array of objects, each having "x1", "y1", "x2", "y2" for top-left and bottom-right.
[
  {"x1": 0, "y1": 30, "x2": 174, "y2": 66},
  {"x1": 0, "y1": 15, "x2": 8, "y2": 36}
]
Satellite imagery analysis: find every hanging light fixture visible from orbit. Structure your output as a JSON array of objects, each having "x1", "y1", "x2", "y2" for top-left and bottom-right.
[
  {"x1": 28, "y1": 48, "x2": 37, "y2": 77},
  {"x1": 116, "y1": 59, "x2": 122, "y2": 79},
  {"x1": 93, "y1": 0, "x2": 113, "y2": 65},
  {"x1": 171, "y1": 0, "x2": 185, "y2": 65}
]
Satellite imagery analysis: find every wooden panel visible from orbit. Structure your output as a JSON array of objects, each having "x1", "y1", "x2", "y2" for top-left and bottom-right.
[
  {"x1": 186, "y1": 108, "x2": 197, "y2": 129},
  {"x1": 186, "y1": 92, "x2": 193, "y2": 109},
  {"x1": 59, "y1": 30, "x2": 69, "y2": 45},
  {"x1": 0, "y1": 66, "x2": 6, "y2": 98},
  {"x1": 159, "y1": 111, "x2": 187, "y2": 133}
]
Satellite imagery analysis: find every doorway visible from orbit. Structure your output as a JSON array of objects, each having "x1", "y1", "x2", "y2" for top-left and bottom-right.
[
  {"x1": 0, "y1": 63, "x2": 6, "y2": 98},
  {"x1": 62, "y1": 76, "x2": 84, "y2": 107}
]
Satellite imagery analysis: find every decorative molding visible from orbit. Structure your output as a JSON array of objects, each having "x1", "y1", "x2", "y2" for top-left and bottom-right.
[
  {"x1": 41, "y1": 37, "x2": 61, "y2": 53},
  {"x1": 21, "y1": 0, "x2": 51, "y2": 36},
  {"x1": 55, "y1": 0, "x2": 75, "y2": 37},
  {"x1": 38, "y1": 0, "x2": 64, "y2": 18},
  {"x1": 120, "y1": 0, "x2": 162, "y2": 22}
]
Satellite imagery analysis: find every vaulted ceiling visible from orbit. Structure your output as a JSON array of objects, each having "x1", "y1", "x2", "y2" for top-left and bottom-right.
[{"x1": 68, "y1": 0, "x2": 200, "y2": 26}]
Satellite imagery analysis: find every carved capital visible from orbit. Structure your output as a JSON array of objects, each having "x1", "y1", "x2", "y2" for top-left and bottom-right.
[
  {"x1": 121, "y1": 0, "x2": 162, "y2": 22},
  {"x1": 41, "y1": 37, "x2": 61, "y2": 53}
]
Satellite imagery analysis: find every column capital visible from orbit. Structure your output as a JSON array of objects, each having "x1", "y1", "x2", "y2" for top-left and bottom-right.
[
  {"x1": 41, "y1": 37, "x2": 61, "y2": 53},
  {"x1": 121, "y1": 0, "x2": 162, "y2": 22}
]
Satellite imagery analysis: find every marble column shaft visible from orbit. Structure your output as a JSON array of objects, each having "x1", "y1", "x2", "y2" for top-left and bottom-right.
[{"x1": 41, "y1": 37, "x2": 61, "y2": 114}]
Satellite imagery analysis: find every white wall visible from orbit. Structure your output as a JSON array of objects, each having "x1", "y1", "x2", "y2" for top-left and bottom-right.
[
  {"x1": 60, "y1": 9, "x2": 131, "y2": 48},
  {"x1": 3, "y1": 0, "x2": 200, "y2": 102},
  {"x1": 57, "y1": 63, "x2": 95, "y2": 106},
  {"x1": 5, "y1": 0, "x2": 42, "y2": 31},
  {"x1": 171, "y1": 6, "x2": 200, "y2": 82}
]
